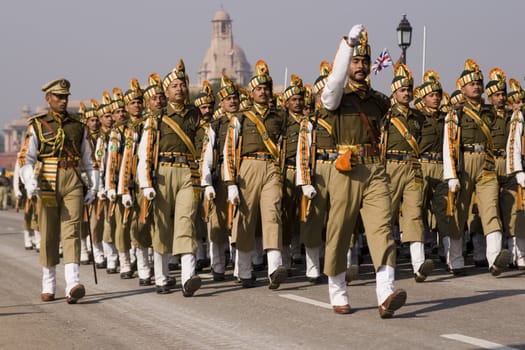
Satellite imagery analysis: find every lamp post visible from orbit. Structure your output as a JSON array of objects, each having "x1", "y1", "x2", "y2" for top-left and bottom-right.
[{"x1": 396, "y1": 14, "x2": 412, "y2": 65}]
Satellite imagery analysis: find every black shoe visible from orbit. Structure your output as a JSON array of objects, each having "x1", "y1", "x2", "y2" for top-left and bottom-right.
[
  {"x1": 80, "y1": 259, "x2": 91, "y2": 265},
  {"x1": 292, "y1": 256, "x2": 304, "y2": 265},
  {"x1": 490, "y1": 249, "x2": 510, "y2": 276},
  {"x1": 182, "y1": 275, "x2": 202, "y2": 297},
  {"x1": 252, "y1": 262, "x2": 265, "y2": 272},
  {"x1": 167, "y1": 276, "x2": 176, "y2": 287},
  {"x1": 241, "y1": 277, "x2": 256, "y2": 288},
  {"x1": 106, "y1": 268, "x2": 118, "y2": 274},
  {"x1": 120, "y1": 271, "x2": 134, "y2": 279},
  {"x1": 139, "y1": 278, "x2": 152, "y2": 286},
  {"x1": 415, "y1": 259, "x2": 434, "y2": 283},
  {"x1": 268, "y1": 266, "x2": 287, "y2": 290},
  {"x1": 168, "y1": 263, "x2": 179, "y2": 271},
  {"x1": 307, "y1": 276, "x2": 323, "y2": 284},
  {"x1": 452, "y1": 268, "x2": 467, "y2": 277},
  {"x1": 25, "y1": 246, "x2": 33, "y2": 250},
  {"x1": 474, "y1": 259, "x2": 489, "y2": 267},
  {"x1": 95, "y1": 260, "x2": 107, "y2": 269},
  {"x1": 196, "y1": 258, "x2": 210, "y2": 272},
  {"x1": 156, "y1": 285, "x2": 171, "y2": 294},
  {"x1": 212, "y1": 271, "x2": 225, "y2": 281}
]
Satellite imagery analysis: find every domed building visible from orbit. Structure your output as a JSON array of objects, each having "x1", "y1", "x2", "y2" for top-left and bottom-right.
[{"x1": 197, "y1": 9, "x2": 252, "y2": 87}]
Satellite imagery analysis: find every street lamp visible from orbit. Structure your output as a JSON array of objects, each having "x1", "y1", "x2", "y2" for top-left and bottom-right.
[{"x1": 396, "y1": 14, "x2": 412, "y2": 65}]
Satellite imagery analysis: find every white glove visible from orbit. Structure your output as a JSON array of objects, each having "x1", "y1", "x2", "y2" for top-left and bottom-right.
[
  {"x1": 97, "y1": 189, "x2": 106, "y2": 200},
  {"x1": 25, "y1": 178, "x2": 39, "y2": 198},
  {"x1": 347, "y1": 24, "x2": 364, "y2": 47},
  {"x1": 122, "y1": 194, "x2": 133, "y2": 208},
  {"x1": 448, "y1": 178, "x2": 460, "y2": 193},
  {"x1": 84, "y1": 190, "x2": 96, "y2": 205},
  {"x1": 301, "y1": 185, "x2": 317, "y2": 199},
  {"x1": 227, "y1": 185, "x2": 240, "y2": 204},
  {"x1": 107, "y1": 189, "x2": 117, "y2": 202},
  {"x1": 143, "y1": 187, "x2": 156, "y2": 201},
  {"x1": 516, "y1": 171, "x2": 525, "y2": 188},
  {"x1": 15, "y1": 189, "x2": 23, "y2": 199},
  {"x1": 204, "y1": 186, "x2": 216, "y2": 200}
]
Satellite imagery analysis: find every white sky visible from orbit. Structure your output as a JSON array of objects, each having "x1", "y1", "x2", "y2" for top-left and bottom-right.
[{"x1": 1, "y1": 0, "x2": 524, "y2": 125}]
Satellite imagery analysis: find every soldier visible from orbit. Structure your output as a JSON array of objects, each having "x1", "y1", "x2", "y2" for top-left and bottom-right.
[
  {"x1": 0, "y1": 168, "x2": 9, "y2": 210},
  {"x1": 321, "y1": 25, "x2": 406, "y2": 317},
  {"x1": 18, "y1": 78, "x2": 98, "y2": 303},
  {"x1": 118, "y1": 78, "x2": 153, "y2": 285},
  {"x1": 443, "y1": 59, "x2": 509, "y2": 276},
  {"x1": 209, "y1": 74, "x2": 241, "y2": 281},
  {"x1": 281, "y1": 74, "x2": 311, "y2": 273},
  {"x1": 504, "y1": 79, "x2": 525, "y2": 269},
  {"x1": 143, "y1": 73, "x2": 167, "y2": 113},
  {"x1": 138, "y1": 59, "x2": 202, "y2": 296},
  {"x1": 383, "y1": 64, "x2": 433, "y2": 282},
  {"x1": 418, "y1": 71, "x2": 449, "y2": 266},
  {"x1": 223, "y1": 59, "x2": 288, "y2": 289},
  {"x1": 94, "y1": 92, "x2": 119, "y2": 271}
]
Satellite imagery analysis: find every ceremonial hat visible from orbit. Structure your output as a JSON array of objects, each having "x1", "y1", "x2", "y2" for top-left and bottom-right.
[
  {"x1": 273, "y1": 92, "x2": 285, "y2": 109},
  {"x1": 349, "y1": 29, "x2": 370, "y2": 58},
  {"x1": 458, "y1": 59, "x2": 483, "y2": 88},
  {"x1": 110, "y1": 87, "x2": 125, "y2": 112},
  {"x1": 507, "y1": 78, "x2": 525, "y2": 104},
  {"x1": 239, "y1": 87, "x2": 252, "y2": 110},
  {"x1": 440, "y1": 92, "x2": 452, "y2": 113},
  {"x1": 413, "y1": 85, "x2": 425, "y2": 111},
  {"x1": 163, "y1": 59, "x2": 188, "y2": 90},
  {"x1": 78, "y1": 102, "x2": 87, "y2": 123},
  {"x1": 419, "y1": 70, "x2": 443, "y2": 98},
  {"x1": 248, "y1": 59, "x2": 273, "y2": 92},
  {"x1": 144, "y1": 73, "x2": 164, "y2": 99},
  {"x1": 283, "y1": 74, "x2": 306, "y2": 101},
  {"x1": 216, "y1": 74, "x2": 238, "y2": 101},
  {"x1": 304, "y1": 84, "x2": 314, "y2": 109},
  {"x1": 42, "y1": 78, "x2": 71, "y2": 95},
  {"x1": 124, "y1": 78, "x2": 143, "y2": 104},
  {"x1": 96, "y1": 91, "x2": 113, "y2": 117},
  {"x1": 85, "y1": 99, "x2": 98, "y2": 119},
  {"x1": 485, "y1": 68, "x2": 506, "y2": 97},
  {"x1": 194, "y1": 81, "x2": 215, "y2": 107},
  {"x1": 390, "y1": 63, "x2": 413, "y2": 93},
  {"x1": 312, "y1": 61, "x2": 331, "y2": 94}
]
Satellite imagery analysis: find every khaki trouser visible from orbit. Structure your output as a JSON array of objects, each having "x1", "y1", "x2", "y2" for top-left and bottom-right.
[
  {"x1": 0, "y1": 186, "x2": 7, "y2": 209},
  {"x1": 496, "y1": 157, "x2": 525, "y2": 237},
  {"x1": 386, "y1": 161, "x2": 425, "y2": 243},
  {"x1": 231, "y1": 159, "x2": 282, "y2": 252},
  {"x1": 209, "y1": 167, "x2": 229, "y2": 245},
  {"x1": 300, "y1": 161, "x2": 331, "y2": 248},
  {"x1": 282, "y1": 165, "x2": 299, "y2": 246},
  {"x1": 324, "y1": 163, "x2": 396, "y2": 276},
  {"x1": 153, "y1": 165, "x2": 197, "y2": 255},
  {"x1": 22, "y1": 197, "x2": 39, "y2": 231},
  {"x1": 39, "y1": 167, "x2": 83, "y2": 267},
  {"x1": 103, "y1": 200, "x2": 116, "y2": 244},
  {"x1": 129, "y1": 186, "x2": 153, "y2": 249},
  {"x1": 89, "y1": 198, "x2": 104, "y2": 244},
  {"x1": 114, "y1": 200, "x2": 132, "y2": 252},
  {"x1": 421, "y1": 162, "x2": 449, "y2": 236},
  {"x1": 449, "y1": 152, "x2": 502, "y2": 240}
]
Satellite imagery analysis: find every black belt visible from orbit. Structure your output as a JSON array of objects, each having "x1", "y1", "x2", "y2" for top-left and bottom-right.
[
  {"x1": 57, "y1": 159, "x2": 80, "y2": 169},
  {"x1": 420, "y1": 153, "x2": 443, "y2": 161},
  {"x1": 285, "y1": 158, "x2": 296, "y2": 166},
  {"x1": 158, "y1": 155, "x2": 189, "y2": 164},
  {"x1": 316, "y1": 152, "x2": 338, "y2": 161},
  {"x1": 462, "y1": 144, "x2": 485, "y2": 153},
  {"x1": 493, "y1": 149, "x2": 506, "y2": 157},
  {"x1": 242, "y1": 153, "x2": 274, "y2": 161},
  {"x1": 385, "y1": 153, "x2": 412, "y2": 161}
]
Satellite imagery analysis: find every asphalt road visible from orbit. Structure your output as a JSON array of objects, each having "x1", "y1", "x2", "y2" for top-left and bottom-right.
[{"x1": 1, "y1": 209, "x2": 524, "y2": 350}]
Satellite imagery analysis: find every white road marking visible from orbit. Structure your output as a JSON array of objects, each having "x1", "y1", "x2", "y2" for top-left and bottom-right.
[
  {"x1": 199, "y1": 273, "x2": 213, "y2": 279},
  {"x1": 279, "y1": 293, "x2": 332, "y2": 309},
  {"x1": 441, "y1": 334, "x2": 519, "y2": 350}
]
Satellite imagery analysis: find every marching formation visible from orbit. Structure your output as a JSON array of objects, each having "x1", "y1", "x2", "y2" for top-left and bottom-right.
[{"x1": 12, "y1": 24, "x2": 525, "y2": 319}]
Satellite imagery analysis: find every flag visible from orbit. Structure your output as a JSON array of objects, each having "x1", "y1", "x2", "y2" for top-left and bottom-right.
[{"x1": 372, "y1": 48, "x2": 394, "y2": 75}]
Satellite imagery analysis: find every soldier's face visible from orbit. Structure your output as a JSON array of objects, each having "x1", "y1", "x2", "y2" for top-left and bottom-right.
[
  {"x1": 461, "y1": 80, "x2": 483, "y2": 101},
  {"x1": 147, "y1": 94, "x2": 166, "y2": 112},
  {"x1": 393, "y1": 86, "x2": 413, "y2": 106},
  {"x1": 219, "y1": 94, "x2": 240, "y2": 113},
  {"x1": 251, "y1": 84, "x2": 272, "y2": 104},
  {"x1": 86, "y1": 116, "x2": 99, "y2": 132},
  {"x1": 348, "y1": 56, "x2": 370, "y2": 83},
  {"x1": 423, "y1": 91, "x2": 442, "y2": 109},
  {"x1": 112, "y1": 108, "x2": 128, "y2": 123},
  {"x1": 46, "y1": 93, "x2": 68, "y2": 114},
  {"x1": 285, "y1": 95, "x2": 305, "y2": 114},
  {"x1": 100, "y1": 113, "x2": 113, "y2": 128},
  {"x1": 126, "y1": 98, "x2": 143, "y2": 118},
  {"x1": 198, "y1": 103, "x2": 214, "y2": 120},
  {"x1": 165, "y1": 79, "x2": 188, "y2": 103},
  {"x1": 488, "y1": 91, "x2": 507, "y2": 109}
]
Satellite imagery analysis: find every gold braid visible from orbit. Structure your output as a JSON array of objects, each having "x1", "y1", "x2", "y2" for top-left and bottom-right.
[{"x1": 34, "y1": 120, "x2": 65, "y2": 158}]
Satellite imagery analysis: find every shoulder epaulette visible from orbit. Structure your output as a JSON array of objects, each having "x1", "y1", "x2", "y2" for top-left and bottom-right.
[{"x1": 27, "y1": 112, "x2": 47, "y2": 124}]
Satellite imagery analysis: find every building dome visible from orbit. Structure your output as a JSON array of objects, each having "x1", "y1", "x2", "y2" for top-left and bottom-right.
[{"x1": 213, "y1": 9, "x2": 231, "y2": 22}]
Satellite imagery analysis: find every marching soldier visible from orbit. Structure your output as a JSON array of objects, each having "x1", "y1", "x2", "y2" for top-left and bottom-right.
[
  {"x1": 443, "y1": 59, "x2": 509, "y2": 276},
  {"x1": 143, "y1": 73, "x2": 167, "y2": 113},
  {"x1": 383, "y1": 64, "x2": 433, "y2": 282},
  {"x1": 18, "y1": 78, "x2": 98, "y2": 303},
  {"x1": 223, "y1": 60, "x2": 288, "y2": 289},
  {"x1": 118, "y1": 78, "x2": 153, "y2": 285},
  {"x1": 321, "y1": 25, "x2": 406, "y2": 317},
  {"x1": 138, "y1": 60, "x2": 202, "y2": 296},
  {"x1": 504, "y1": 79, "x2": 525, "y2": 268},
  {"x1": 95, "y1": 92, "x2": 119, "y2": 271}
]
